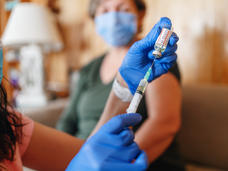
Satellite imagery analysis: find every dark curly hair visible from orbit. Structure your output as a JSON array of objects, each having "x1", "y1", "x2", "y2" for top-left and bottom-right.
[
  {"x1": 88, "y1": 0, "x2": 146, "y2": 19},
  {"x1": 0, "y1": 84, "x2": 23, "y2": 163}
]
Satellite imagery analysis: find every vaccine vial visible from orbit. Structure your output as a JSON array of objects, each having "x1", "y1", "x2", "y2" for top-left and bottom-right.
[
  {"x1": 153, "y1": 28, "x2": 173, "y2": 58},
  {"x1": 127, "y1": 78, "x2": 148, "y2": 113}
]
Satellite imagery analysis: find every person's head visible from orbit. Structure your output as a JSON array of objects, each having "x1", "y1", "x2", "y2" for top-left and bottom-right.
[
  {"x1": 89, "y1": 0, "x2": 146, "y2": 47},
  {"x1": 0, "y1": 44, "x2": 23, "y2": 165}
]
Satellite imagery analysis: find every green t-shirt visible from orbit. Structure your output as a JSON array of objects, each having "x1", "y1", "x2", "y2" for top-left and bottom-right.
[
  {"x1": 57, "y1": 56, "x2": 112, "y2": 138},
  {"x1": 57, "y1": 55, "x2": 185, "y2": 170}
]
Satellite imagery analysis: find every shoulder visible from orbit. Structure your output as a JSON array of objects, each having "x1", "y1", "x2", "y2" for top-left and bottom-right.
[
  {"x1": 145, "y1": 72, "x2": 182, "y2": 120},
  {"x1": 1, "y1": 109, "x2": 34, "y2": 170},
  {"x1": 7, "y1": 109, "x2": 35, "y2": 157},
  {"x1": 168, "y1": 62, "x2": 181, "y2": 83},
  {"x1": 76, "y1": 55, "x2": 105, "y2": 86},
  {"x1": 19, "y1": 113, "x2": 34, "y2": 157},
  {"x1": 79, "y1": 55, "x2": 105, "y2": 76}
]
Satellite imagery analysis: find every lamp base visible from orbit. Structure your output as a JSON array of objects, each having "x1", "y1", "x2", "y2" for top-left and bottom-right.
[
  {"x1": 16, "y1": 92, "x2": 47, "y2": 109},
  {"x1": 17, "y1": 45, "x2": 47, "y2": 109}
]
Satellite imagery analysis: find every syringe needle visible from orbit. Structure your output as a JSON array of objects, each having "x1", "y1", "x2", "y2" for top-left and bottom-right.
[
  {"x1": 127, "y1": 60, "x2": 155, "y2": 113},
  {"x1": 151, "y1": 59, "x2": 155, "y2": 70}
]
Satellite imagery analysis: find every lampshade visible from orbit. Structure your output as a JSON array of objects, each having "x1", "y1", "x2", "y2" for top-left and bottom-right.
[{"x1": 1, "y1": 3, "x2": 63, "y2": 53}]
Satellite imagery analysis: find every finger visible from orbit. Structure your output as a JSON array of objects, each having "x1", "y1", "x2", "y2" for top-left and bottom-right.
[
  {"x1": 106, "y1": 151, "x2": 148, "y2": 171},
  {"x1": 148, "y1": 50, "x2": 155, "y2": 60},
  {"x1": 97, "y1": 128, "x2": 134, "y2": 147},
  {"x1": 133, "y1": 150, "x2": 148, "y2": 170},
  {"x1": 147, "y1": 44, "x2": 177, "y2": 60},
  {"x1": 147, "y1": 55, "x2": 176, "y2": 82},
  {"x1": 102, "y1": 113, "x2": 142, "y2": 134},
  {"x1": 104, "y1": 128, "x2": 135, "y2": 146},
  {"x1": 146, "y1": 17, "x2": 172, "y2": 44},
  {"x1": 161, "y1": 63, "x2": 173, "y2": 71},
  {"x1": 169, "y1": 32, "x2": 179, "y2": 46},
  {"x1": 162, "y1": 44, "x2": 178, "y2": 56},
  {"x1": 119, "y1": 128, "x2": 135, "y2": 146},
  {"x1": 157, "y1": 53, "x2": 177, "y2": 64},
  {"x1": 159, "y1": 56, "x2": 177, "y2": 72},
  {"x1": 159, "y1": 17, "x2": 172, "y2": 29},
  {"x1": 111, "y1": 143, "x2": 141, "y2": 162}
]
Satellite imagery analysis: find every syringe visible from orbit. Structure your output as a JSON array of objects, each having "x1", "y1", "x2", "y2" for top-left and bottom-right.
[{"x1": 127, "y1": 28, "x2": 173, "y2": 113}]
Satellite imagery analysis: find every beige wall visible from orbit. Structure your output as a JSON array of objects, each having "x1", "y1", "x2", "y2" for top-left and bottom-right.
[
  {"x1": 58, "y1": 0, "x2": 228, "y2": 85},
  {"x1": 143, "y1": 0, "x2": 228, "y2": 85},
  {"x1": 58, "y1": 0, "x2": 107, "y2": 69}
]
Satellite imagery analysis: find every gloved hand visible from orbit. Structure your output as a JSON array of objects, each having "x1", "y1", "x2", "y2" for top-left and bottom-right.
[
  {"x1": 66, "y1": 113, "x2": 148, "y2": 171},
  {"x1": 119, "y1": 17, "x2": 179, "y2": 94}
]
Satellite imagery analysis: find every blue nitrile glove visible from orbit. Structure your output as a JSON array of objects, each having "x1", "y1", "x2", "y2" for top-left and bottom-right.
[
  {"x1": 119, "y1": 17, "x2": 179, "y2": 94},
  {"x1": 66, "y1": 113, "x2": 148, "y2": 171}
]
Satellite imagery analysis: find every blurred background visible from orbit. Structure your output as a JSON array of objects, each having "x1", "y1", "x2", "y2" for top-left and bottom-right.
[
  {"x1": 1, "y1": 0, "x2": 228, "y2": 104},
  {"x1": 1, "y1": 1, "x2": 228, "y2": 171}
]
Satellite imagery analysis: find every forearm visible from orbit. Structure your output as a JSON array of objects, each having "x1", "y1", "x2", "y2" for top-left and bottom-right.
[
  {"x1": 90, "y1": 90, "x2": 130, "y2": 136},
  {"x1": 22, "y1": 122, "x2": 84, "y2": 171},
  {"x1": 135, "y1": 117, "x2": 180, "y2": 162},
  {"x1": 90, "y1": 73, "x2": 131, "y2": 136}
]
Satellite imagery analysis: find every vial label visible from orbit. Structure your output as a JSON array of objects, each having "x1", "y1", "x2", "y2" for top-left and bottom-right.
[{"x1": 155, "y1": 28, "x2": 173, "y2": 52}]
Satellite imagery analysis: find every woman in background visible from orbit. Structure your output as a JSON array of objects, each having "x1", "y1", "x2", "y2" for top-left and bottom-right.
[{"x1": 57, "y1": 0, "x2": 184, "y2": 170}]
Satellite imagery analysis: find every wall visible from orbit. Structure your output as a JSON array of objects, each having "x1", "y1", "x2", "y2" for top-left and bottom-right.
[
  {"x1": 58, "y1": 0, "x2": 107, "y2": 69},
  {"x1": 0, "y1": 0, "x2": 5, "y2": 35},
  {"x1": 144, "y1": 0, "x2": 228, "y2": 84}
]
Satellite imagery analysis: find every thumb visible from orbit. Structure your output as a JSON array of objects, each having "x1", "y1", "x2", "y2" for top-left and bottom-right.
[
  {"x1": 102, "y1": 113, "x2": 142, "y2": 134},
  {"x1": 133, "y1": 150, "x2": 148, "y2": 170},
  {"x1": 137, "y1": 17, "x2": 172, "y2": 51}
]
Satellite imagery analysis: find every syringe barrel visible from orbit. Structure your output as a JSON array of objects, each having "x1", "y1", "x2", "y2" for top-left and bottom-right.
[
  {"x1": 127, "y1": 79, "x2": 148, "y2": 113},
  {"x1": 137, "y1": 79, "x2": 148, "y2": 93},
  {"x1": 127, "y1": 92, "x2": 143, "y2": 113}
]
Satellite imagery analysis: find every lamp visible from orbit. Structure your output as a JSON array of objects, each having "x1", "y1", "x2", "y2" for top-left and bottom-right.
[{"x1": 2, "y1": 3, "x2": 63, "y2": 108}]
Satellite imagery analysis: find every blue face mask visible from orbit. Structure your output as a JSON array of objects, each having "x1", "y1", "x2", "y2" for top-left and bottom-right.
[
  {"x1": 0, "y1": 42, "x2": 3, "y2": 84},
  {"x1": 95, "y1": 12, "x2": 137, "y2": 47}
]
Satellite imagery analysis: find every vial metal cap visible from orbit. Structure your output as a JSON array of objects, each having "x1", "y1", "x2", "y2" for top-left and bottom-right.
[{"x1": 152, "y1": 50, "x2": 162, "y2": 58}]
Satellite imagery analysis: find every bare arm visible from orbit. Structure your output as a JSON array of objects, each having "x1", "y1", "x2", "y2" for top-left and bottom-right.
[
  {"x1": 91, "y1": 73, "x2": 181, "y2": 163},
  {"x1": 134, "y1": 73, "x2": 181, "y2": 162},
  {"x1": 90, "y1": 73, "x2": 130, "y2": 136},
  {"x1": 22, "y1": 122, "x2": 84, "y2": 171}
]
